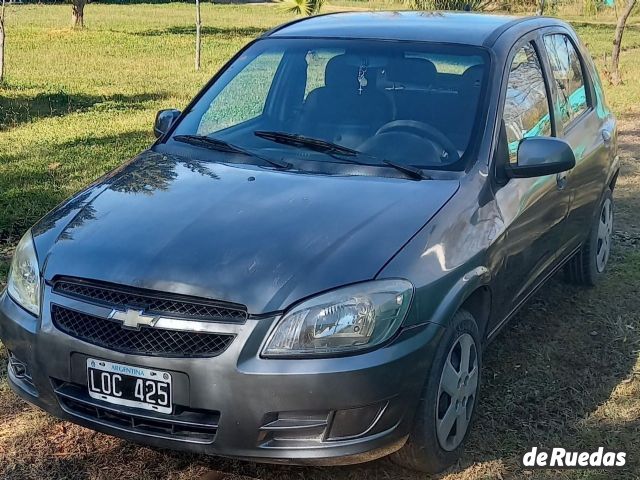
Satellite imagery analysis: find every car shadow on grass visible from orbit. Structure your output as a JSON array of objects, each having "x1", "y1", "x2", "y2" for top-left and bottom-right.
[
  {"x1": 0, "y1": 91, "x2": 169, "y2": 131},
  {"x1": 0, "y1": 130, "x2": 154, "y2": 241},
  {"x1": 569, "y1": 22, "x2": 640, "y2": 34},
  {"x1": 129, "y1": 25, "x2": 267, "y2": 38}
]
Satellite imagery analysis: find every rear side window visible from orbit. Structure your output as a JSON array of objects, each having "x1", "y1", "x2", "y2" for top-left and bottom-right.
[
  {"x1": 543, "y1": 34, "x2": 589, "y2": 128},
  {"x1": 503, "y1": 43, "x2": 552, "y2": 163}
]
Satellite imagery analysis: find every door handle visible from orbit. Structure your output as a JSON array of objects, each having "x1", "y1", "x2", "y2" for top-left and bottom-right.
[
  {"x1": 602, "y1": 129, "x2": 613, "y2": 145},
  {"x1": 557, "y1": 171, "x2": 568, "y2": 190}
]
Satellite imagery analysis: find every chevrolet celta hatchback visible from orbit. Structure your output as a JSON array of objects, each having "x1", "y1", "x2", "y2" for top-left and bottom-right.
[{"x1": 1, "y1": 12, "x2": 618, "y2": 473}]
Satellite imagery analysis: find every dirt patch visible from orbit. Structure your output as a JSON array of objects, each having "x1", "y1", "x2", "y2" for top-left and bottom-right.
[{"x1": 614, "y1": 112, "x2": 640, "y2": 237}]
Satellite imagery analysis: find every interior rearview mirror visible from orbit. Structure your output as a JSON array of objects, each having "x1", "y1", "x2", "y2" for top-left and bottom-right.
[
  {"x1": 154, "y1": 109, "x2": 181, "y2": 139},
  {"x1": 506, "y1": 137, "x2": 576, "y2": 179}
]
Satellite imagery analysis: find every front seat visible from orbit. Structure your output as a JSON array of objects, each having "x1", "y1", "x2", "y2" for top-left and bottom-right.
[
  {"x1": 297, "y1": 55, "x2": 393, "y2": 149},
  {"x1": 446, "y1": 64, "x2": 485, "y2": 150},
  {"x1": 385, "y1": 57, "x2": 438, "y2": 125}
]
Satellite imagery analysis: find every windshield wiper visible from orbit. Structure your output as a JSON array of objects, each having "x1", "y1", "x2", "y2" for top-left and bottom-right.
[
  {"x1": 173, "y1": 134, "x2": 292, "y2": 170},
  {"x1": 254, "y1": 130, "x2": 430, "y2": 181},
  {"x1": 254, "y1": 130, "x2": 359, "y2": 157},
  {"x1": 381, "y1": 159, "x2": 430, "y2": 180}
]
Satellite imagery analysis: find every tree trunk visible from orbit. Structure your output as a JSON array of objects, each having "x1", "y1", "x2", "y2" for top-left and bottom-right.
[
  {"x1": 0, "y1": 0, "x2": 5, "y2": 84},
  {"x1": 611, "y1": 0, "x2": 636, "y2": 85},
  {"x1": 71, "y1": 0, "x2": 85, "y2": 29},
  {"x1": 195, "y1": 0, "x2": 201, "y2": 71},
  {"x1": 537, "y1": 0, "x2": 546, "y2": 15}
]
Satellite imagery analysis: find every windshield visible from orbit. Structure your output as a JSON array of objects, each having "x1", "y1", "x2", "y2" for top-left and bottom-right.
[{"x1": 170, "y1": 38, "x2": 489, "y2": 172}]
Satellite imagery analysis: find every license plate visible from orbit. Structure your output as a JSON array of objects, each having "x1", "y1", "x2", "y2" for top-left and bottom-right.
[{"x1": 87, "y1": 359, "x2": 172, "y2": 414}]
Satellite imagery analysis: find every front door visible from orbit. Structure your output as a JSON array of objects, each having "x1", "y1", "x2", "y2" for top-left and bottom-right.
[{"x1": 490, "y1": 39, "x2": 572, "y2": 328}]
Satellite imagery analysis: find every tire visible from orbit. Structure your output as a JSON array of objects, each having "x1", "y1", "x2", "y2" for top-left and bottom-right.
[
  {"x1": 391, "y1": 309, "x2": 481, "y2": 473},
  {"x1": 565, "y1": 189, "x2": 614, "y2": 286}
]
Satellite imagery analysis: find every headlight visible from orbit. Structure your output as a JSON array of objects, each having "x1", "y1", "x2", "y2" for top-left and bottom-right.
[
  {"x1": 263, "y1": 279, "x2": 413, "y2": 357},
  {"x1": 7, "y1": 231, "x2": 41, "y2": 316}
]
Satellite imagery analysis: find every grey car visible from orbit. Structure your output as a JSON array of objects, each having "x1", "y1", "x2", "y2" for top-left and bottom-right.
[{"x1": 0, "y1": 12, "x2": 618, "y2": 473}]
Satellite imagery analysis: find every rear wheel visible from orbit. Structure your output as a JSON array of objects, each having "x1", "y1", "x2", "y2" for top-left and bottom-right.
[
  {"x1": 391, "y1": 309, "x2": 481, "y2": 473},
  {"x1": 565, "y1": 189, "x2": 614, "y2": 286}
]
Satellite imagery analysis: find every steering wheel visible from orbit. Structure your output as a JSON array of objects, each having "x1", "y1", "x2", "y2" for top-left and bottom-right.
[{"x1": 375, "y1": 120, "x2": 460, "y2": 163}]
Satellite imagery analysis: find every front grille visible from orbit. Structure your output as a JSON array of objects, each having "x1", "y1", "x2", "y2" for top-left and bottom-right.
[
  {"x1": 53, "y1": 380, "x2": 219, "y2": 444},
  {"x1": 53, "y1": 279, "x2": 247, "y2": 323},
  {"x1": 52, "y1": 305, "x2": 234, "y2": 358}
]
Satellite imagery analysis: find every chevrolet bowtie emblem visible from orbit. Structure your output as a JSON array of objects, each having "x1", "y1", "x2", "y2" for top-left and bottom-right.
[{"x1": 108, "y1": 308, "x2": 160, "y2": 330}]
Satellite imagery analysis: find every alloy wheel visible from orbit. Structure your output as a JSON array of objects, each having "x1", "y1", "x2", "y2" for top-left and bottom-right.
[
  {"x1": 596, "y1": 197, "x2": 613, "y2": 273},
  {"x1": 436, "y1": 333, "x2": 478, "y2": 451}
]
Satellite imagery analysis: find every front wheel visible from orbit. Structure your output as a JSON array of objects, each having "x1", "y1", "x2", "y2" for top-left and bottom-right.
[{"x1": 391, "y1": 309, "x2": 481, "y2": 473}]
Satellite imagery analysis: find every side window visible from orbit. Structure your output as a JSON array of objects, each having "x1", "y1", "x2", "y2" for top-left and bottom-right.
[
  {"x1": 543, "y1": 34, "x2": 589, "y2": 128},
  {"x1": 198, "y1": 52, "x2": 284, "y2": 135},
  {"x1": 503, "y1": 43, "x2": 552, "y2": 164}
]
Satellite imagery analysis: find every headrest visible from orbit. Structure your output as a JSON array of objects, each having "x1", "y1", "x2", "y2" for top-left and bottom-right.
[
  {"x1": 386, "y1": 58, "x2": 437, "y2": 85},
  {"x1": 461, "y1": 64, "x2": 484, "y2": 88},
  {"x1": 325, "y1": 55, "x2": 358, "y2": 88}
]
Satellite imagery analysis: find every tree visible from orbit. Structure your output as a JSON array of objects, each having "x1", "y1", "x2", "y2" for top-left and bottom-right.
[
  {"x1": 610, "y1": 0, "x2": 637, "y2": 85},
  {"x1": 71, "y1": 0, "x2": 86, "y2": 28},
  {"x1": 0, "y1": 0, "x2": 5, "y2": 83},
  {"x1": 402, "y1": 0, "x2": 490, "y2": 10},
  {"x1": 195, "y1": 0, "x2": 202, "y2": 71}
]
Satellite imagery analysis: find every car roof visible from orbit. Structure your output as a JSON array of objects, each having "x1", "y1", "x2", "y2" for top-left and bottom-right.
[{"x1": 266, "y1": 11, "x2": 563, "y2": 47}]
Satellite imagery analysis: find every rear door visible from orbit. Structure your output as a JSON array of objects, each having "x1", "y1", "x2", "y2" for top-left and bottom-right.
[{"x1": 539, "y1": 29, "x2": 613, "y2": 255}]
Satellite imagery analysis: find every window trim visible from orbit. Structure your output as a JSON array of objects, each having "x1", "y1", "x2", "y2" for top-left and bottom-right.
[
  {"x1": 539, "y1": 28, "x2": 595, "y2": 136},
  {"x1": 532, "y1": 37, "x2": 558, "y2": 138},
  {"x1": 500, "y1": 39, "x2": 556, "y2": 164},
  {"x1": 491, "y1": 31, "x2": 558, "y2": 182}
]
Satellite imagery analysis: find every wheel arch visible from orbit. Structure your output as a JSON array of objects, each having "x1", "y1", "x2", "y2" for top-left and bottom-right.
[
  {"x1": 427, "y1": 266, "x2": 492, "y2": 342},
  {"x1": 608, "y1": 168, "x2": 619, "y2": 192},
  {"x1": 459, "y1": 286, "x2": 492, "y2": 340}
]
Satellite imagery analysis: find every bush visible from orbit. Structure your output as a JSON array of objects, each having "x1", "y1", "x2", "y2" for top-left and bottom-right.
[
  {"x1": 278, "y1": 0, "x2": 325, "y2": 16},
  {"x1": 402, "y1": 0, "x2": 492, "y2": 10}
]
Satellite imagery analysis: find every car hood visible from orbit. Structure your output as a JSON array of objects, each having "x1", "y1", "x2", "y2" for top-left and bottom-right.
[{"x1": 35, "y1": 150, "x2": 459, "y2": 314}]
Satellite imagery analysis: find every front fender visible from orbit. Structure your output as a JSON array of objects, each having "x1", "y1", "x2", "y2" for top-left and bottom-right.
[{"x1": 426, "y1": 266, "x2": 491, "y2": 328}]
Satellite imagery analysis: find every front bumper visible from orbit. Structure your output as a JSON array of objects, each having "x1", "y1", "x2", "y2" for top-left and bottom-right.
[{"x1": 0, "y1": 287, "x2": 444, "y2": 465}]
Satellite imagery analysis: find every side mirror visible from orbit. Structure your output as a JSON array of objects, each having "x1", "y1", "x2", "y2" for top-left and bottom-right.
[
  {"x1": 154, "y1": 109, "x2": 181, "y2": 138},
  {"x1": 506, "y1": 137, "x2": 576, "y2": 179}
]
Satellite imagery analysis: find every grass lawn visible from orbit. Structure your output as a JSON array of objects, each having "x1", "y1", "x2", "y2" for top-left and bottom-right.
[{"x1": 1, "y1": 3, "x2": 640, "y2": 479}]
